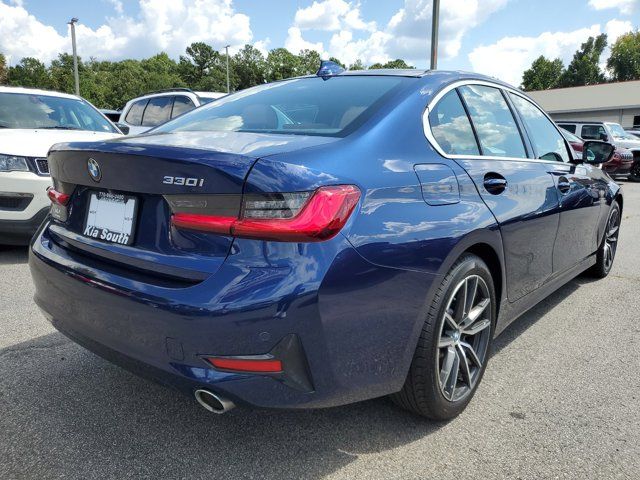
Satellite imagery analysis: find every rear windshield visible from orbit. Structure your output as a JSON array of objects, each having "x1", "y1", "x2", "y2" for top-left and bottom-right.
[
  {"x1": 154, "y1": 76, "x2": 412, "y2": 137},
  {"x1": 0, "y1": 92, "x2": 118, "y2": 133}
]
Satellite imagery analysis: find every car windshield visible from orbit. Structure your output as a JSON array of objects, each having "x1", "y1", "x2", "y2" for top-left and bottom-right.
[
  {"x1": 0, "y1": 92, "x2": 118, "y2": 133},
  {"x1": 154, "y1": 76, "x2": 412, "y2": 137},
  {"x1": 606, "y1": 123, "x2": 636, "y2": 140}
]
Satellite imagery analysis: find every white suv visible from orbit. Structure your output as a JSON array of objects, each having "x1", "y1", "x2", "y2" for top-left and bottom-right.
[
  {"x1": 119, "y1": 88, "x2": 226, "y2": 135},
  {"x1": 0, "y1": 86, "x2": 123, "y2": 245}
]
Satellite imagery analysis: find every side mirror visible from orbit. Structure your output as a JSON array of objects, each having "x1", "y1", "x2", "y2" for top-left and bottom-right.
[
  {"x1": 599, "y1": 133, "x2": 609, "y2": 142},
  {"x1": 583, "y1": 141, "x2": 614, "y2": 165},
  {"x1": 115, "y1": 122, "x2": 130, "y2": 135}
]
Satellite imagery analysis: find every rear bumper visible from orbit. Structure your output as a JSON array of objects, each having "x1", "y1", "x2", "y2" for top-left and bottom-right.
[
  {"x1": 0, "y1": 207, "x2": 49, "y2": 245},
  {"x1": 30, "y1": 223, "x2": 434, "y2": 409}
]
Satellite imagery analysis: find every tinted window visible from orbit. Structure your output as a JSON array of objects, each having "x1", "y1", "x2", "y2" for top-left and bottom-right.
[
  {"x1": 171, "y1": 96, "x2": 195, "y2": 118},
  {"x1": 428, "y1": 90, "x2": 479, "y2": 155},
  {"x1": 510, "y1": 94, "x2": 570, "y2": 162},
  {"x1": 581, "y1": 124, "x2": 606, "y2": 140},
  {"x1": 142, "y1": 96, "x2": 173, "y2": 126},
  {"x1": 125, "y1": 99, "x2": 148, "y2": 125},
  {"x1": 459, "y1": 85, "x2": 526, "y2": 158},
  {"x1": 0, "y1": 93, "x2": 118, "y2": 132},
  {"x1": 559, "y1": 124, "x2": 576, "y2": 134},
  {"x1": 154, "y1": 76, "x2": 411, "y2": 137}
]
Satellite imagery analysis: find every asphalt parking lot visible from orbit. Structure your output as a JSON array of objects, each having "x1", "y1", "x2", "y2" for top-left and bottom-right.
[{"x1": 1, "y1": 183, "x2": 639, "y2": 480}]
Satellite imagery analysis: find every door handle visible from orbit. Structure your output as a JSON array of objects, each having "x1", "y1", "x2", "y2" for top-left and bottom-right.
[
  {"x1": 483, "y1": 173, "x2": 508, "y2": 195},
  {"x1": 558, "y1": 176, "x2": 571, "y2": 194}
]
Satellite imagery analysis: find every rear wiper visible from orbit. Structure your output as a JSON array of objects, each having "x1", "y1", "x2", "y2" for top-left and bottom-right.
[{"x1": 38, "y1": 126, "x2": 81, "y2": 130}]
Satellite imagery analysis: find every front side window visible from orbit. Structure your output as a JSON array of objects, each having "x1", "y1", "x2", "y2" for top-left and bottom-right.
[
  {"x1": 458, "y1": 85, "x2": 526, "y2": 158},
  {"x1": 125, "y1": 99, "x2": 148, "y2": 125},
  {"x1": 581, "y1": 125, "x2": 607, "y2": 140},
  {"x1": 510, "y1": 93, "x2": 570, "y2": 163},
  {"x1": 142, "y1": 96, "x2": 173, "y2": 126},
  {"x1": 428, "y1": 90, "x2": 479, "y2": 155},
  {"x1": 154, "y1": 76, "x2": 412, "y2": 137},
  {"x1": 0, "y1": 93, "x2": 118, "y2": 133}
]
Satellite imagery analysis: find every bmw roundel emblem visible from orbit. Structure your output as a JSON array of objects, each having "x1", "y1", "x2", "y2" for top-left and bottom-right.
[{"x1": 87, "y1": 158, "x2": 101, "y2": 182}]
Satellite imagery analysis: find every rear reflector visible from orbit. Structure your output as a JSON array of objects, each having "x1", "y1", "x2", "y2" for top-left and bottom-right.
[
  {"x1": 206, "y1": 357, "x2": 283, "y2": 373},
  {"x1": 171, "y1": 185, "x2": 360, "y2": 242},
  {"x1": 47, "y1": 188, "x2": 70, "y2": 206}
]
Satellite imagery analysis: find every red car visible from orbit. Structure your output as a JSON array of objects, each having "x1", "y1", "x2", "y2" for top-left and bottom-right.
[{"x1": 561, "y1": 129, "x2": 633, "y2": 176}]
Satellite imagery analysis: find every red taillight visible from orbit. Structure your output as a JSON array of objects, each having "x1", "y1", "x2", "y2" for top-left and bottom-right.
[
  {"x1": 171, "y1": 185, "x2": 360, "y2": 242},
  {"x1": 47, "y1": 188, "x2": 70, "y2": 206},
  {"x1": 206, "y1": 357, "x2": 283, "y2": 373}
]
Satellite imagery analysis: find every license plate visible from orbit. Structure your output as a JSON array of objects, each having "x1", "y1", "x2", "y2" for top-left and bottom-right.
[{"x1": 83, "y1": 191, "x2": 138, "y2": 245}]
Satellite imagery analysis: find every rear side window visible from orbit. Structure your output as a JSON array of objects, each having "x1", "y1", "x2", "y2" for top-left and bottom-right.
[
  {"x1": 172, "y1": 96, "x2": 195, "y2": 118},
  {"x1": 142, "y1": 96, "x2": 173, "y2": 126},
  {"x1": 581, "y1": 124, "x2": 607, "y2": 140},
  {"x1": 559, "y1": 124, "x2": 576, "y2": 134},
  {"x1": 509, "y1": 94, "x2": 570, "y2": 163},
  {"x1": 459, "y1": 85, "x2": 526, "y2": 158},
  {"x1": 124, "y1": 99, "x2": 148, "y2": 125},
  {"x1": 428, "y1": 90, "x2": 479, "y2": 155}
]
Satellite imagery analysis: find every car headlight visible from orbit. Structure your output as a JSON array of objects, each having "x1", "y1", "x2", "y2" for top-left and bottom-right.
[{"x1": 0, "y1": 154, "x2": 29, "y2": 172}]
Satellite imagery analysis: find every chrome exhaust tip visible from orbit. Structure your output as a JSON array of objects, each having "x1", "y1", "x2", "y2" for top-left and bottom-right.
[{"x1": 194, "y1": 389, "x2": 235, "y2": 414}]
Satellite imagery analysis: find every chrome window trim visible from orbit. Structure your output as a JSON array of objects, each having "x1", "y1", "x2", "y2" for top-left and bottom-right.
[{"x1": 422, "y1": 79, "x2": 571, "y2": 165}]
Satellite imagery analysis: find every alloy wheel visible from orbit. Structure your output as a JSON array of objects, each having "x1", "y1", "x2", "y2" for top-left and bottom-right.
[
  {"x1": 437, "y1": 275, "x2": 492, "y2": 402},
  {"x1": 603, "y1": 207, "x2": 620, "y2": 272}
]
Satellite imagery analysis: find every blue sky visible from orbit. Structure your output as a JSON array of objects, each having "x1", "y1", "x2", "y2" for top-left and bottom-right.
[{"x1": 0, "y1": 0, "x2": 638, "y2": 85}]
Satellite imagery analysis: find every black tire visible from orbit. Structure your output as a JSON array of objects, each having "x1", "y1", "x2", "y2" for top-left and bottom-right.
[
  {"x1": 391, "y1": 254, "x2": 496, "y2": 420},
  {"x1": 588, "y1": 201, "x2": 621, "y2": 279},
  {"x1": 629, "y1": 161, "x2": 640, "y2": 182}
]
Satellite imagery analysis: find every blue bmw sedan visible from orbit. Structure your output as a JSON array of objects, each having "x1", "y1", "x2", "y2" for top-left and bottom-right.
[{"x1": 30, "y1": 65, "x2": 621, "y2": 419}]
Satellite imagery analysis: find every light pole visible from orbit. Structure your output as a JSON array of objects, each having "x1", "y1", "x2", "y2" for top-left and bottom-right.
[
  {"x1": 68, "y1": 17, "x2": 80, "y2": 95},
  {"x1": 430, "y1": 0, "x2": 440, "y2": 70},
  {"x1": 225, "y1": 45, "x2": 230, "y2": 93}
]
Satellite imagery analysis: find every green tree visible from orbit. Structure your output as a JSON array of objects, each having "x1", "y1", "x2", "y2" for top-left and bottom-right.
[
  {"x1": 382, "y1": 59, "x2": 414, "y2": 69},
  {"x1": 348, "y1": 59, "x2": 366, "y2": 70},
  {"x1": 48, "y1": 53, "x2": 78, "y2": 94},
  {"x1": 7, "y1": 57, "x2": 50, "y2": 88},
  {"x1": 368, "y1": 62, "x2": 385, "y2": 69},
  {"x1": 266, "y1": 48, "x2": 299, "y2": 81},
  {"x1": 607, "y1": 31, "x2": 640, "y2": 81},
  {"x1": 178, "y1": 42, "x2": 228, "y2": 91},
  {"x1": 0, "y1": 53, "x2": 7, "y2": 84},
  {"x1": 558, "y1": 34, "x2": 607, "y2": 87},
  {"x1": 297, "y1": 49, "x2": 322, "y2": 75},
  {"x1": 328, "y1": 56, "x2": 345, "y2": 68},
  {"x1": 521, "y1": 56, "x2": 565, "y2": 91},
  {"x1": 233, "y1": 44, "x2": 267, "y2": 89}
]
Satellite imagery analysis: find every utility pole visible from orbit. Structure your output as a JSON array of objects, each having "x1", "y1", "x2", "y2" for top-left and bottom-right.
[
  {"x1": 69, "y1": 18, "x2": 80, "y2": 95},
  {"x1": 225, "y1": 45, "x2": 230, "y2": 93},
  {"x1": 430, "y1": 0, "x2": 440, "y2": 70}
]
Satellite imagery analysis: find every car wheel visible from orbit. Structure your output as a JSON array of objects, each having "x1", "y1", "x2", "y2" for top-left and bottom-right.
[
  {"x1": 588, "y1": 201, "x2": 621, "y2": 278},
  {"x1": 391, "y1": 254, "x2": 496, "y2": 420},
  {"x1": 629, "y1": 161, "x2": 640, "y2": 182}
]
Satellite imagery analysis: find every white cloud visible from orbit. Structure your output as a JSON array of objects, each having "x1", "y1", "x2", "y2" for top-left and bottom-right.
[
  {"x1": 294, "y1": 0, "x2": 375, "y2": 32},
  {"x1": 588, "y1": 0, "x2": 638, "y2": 15},
  {"x1": 285, "y1": 27, "x2": 328, "y2": 56},
  {"x1": 468, "y1": 20, "x2": 634, "y2": 87},
  {"x1": 0, "y1": 0, "x2": 257, "y2": 64},
  {"x1": 104, "y1": 0, "x2": 124, "y2": 15},
  {"x1": 287, "y1": 0, "x2": 510, "y2": 67}
]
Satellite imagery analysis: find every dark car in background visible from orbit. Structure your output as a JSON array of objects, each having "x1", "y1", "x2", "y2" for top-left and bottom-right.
[{"x1": 30, "y1": 68, "x2": 621, "y2": 420}]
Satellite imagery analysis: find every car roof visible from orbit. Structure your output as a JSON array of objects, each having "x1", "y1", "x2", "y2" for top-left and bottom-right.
[
  {"x1": 0, "y1": 85, "x2": 81, "y2": 100},
  {"x1": 194, "y1": 91, "x2": 227, "y2": 99},
  {"x1": 557, "y1": 120, "x2": 606, "y2": 125}
]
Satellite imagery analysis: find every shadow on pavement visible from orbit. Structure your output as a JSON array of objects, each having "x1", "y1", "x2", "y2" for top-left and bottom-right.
[
  {"x1": 0, "y1": 332, "x2": 442, "y2": 479},
  {"x1": 0, "y1": 246, "x2": 29, "y2": 266}
]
